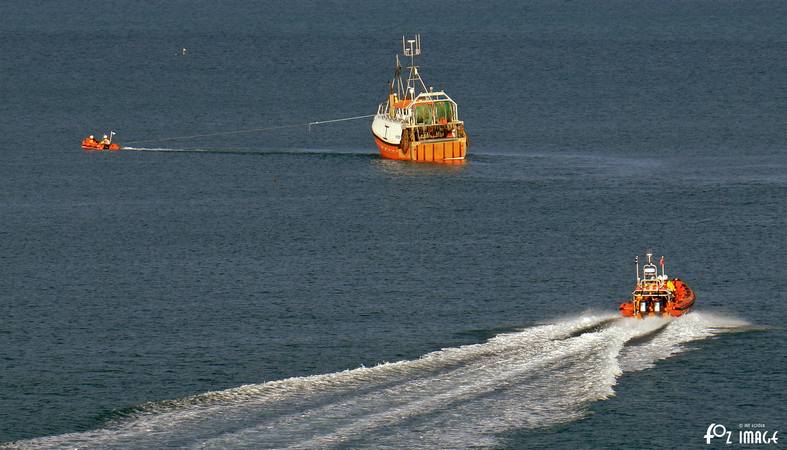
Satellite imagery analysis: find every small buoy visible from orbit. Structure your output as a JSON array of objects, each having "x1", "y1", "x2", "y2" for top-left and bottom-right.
[{"x1": 181, "y1": 47, "x2": 188, "y2": 55}]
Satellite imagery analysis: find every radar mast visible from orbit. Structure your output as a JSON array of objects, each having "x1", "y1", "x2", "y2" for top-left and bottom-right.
[{"x1": 402, "y1": 34, "x2": 427, "y2": 100}]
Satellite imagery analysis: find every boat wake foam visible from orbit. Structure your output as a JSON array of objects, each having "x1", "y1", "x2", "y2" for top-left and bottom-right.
[{"x1": 9, "y1": 312, "x2": 750, "y2": 449}]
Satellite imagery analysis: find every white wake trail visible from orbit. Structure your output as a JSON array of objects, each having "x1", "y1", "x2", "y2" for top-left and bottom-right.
[{"x1": 8, "y1": 312, "x2": 749, "y2": 449}]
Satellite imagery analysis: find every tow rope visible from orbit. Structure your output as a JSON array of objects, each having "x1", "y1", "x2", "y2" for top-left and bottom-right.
[{"x1": 123, "y1": 114, "x2": 376, "y2": 146}]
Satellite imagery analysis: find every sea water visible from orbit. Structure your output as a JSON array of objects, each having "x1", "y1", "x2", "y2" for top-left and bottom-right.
[{"x1": 1, "y1": 1, "x2": 785, "y2": 448}]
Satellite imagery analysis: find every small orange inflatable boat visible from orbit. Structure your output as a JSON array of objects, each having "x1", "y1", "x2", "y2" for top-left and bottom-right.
[
  {"x1": 619, "y1": 251, "x2": 696, "y2": 319},
  {"x1": 82, "y1": 132, "x2": 120, "y2": 151}
]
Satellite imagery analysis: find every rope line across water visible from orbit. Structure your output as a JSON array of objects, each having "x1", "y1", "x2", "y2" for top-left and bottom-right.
[{"x1": 123, "y1": 114, "x2": 376, "y2": 145}]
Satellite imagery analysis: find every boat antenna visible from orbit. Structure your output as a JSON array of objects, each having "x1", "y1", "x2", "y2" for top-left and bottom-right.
[
  {"x1": 635, "y1": 255, "x2": 640, "y2": 286},
  {"x1": 402, "y1": 34, "x2": 427, "y2": 100},
  {"x1": 403, "y1": 34, "x2": 420, "y2": 68}
]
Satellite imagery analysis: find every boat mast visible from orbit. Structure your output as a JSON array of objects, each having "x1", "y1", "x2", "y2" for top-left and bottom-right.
[
  {"x1": 395, "y1": 54, "x2": 404, "y2": 99},
  {"x1": 402, "y1": 34, "x2": 427, "y2": 100}
]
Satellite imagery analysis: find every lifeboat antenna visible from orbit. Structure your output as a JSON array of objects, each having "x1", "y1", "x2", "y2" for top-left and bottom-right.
[
  {"x1": 635, "y1": 255, "x2": 640, "y2": 286},
  {"x1": 402, "y1": 34, "x2": 427, "y2": 100}
]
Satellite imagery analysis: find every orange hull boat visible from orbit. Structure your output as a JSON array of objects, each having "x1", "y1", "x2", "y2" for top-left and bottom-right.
[
  {"x1": 371, "y1": 35, "x2": 469, "y2": 164},
  {"x1": 619, "y1": 252, "x2": 696, "y2": 319},
  {"x1": 82, "y1": 131, "x2": 120, "y2": 151},
  {"x1": 81, "y1": 139, "x2": 120, "y2": 151}
]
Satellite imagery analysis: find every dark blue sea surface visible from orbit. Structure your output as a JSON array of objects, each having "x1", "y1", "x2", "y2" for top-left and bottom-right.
[{"x1": 1, "y1": 1, "x2": 785, "y2": 448}]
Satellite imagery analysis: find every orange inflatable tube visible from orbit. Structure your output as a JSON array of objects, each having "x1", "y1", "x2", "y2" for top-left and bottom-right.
[{"x1": 81, "y1": 137, "x2": 120, "y2": 151}]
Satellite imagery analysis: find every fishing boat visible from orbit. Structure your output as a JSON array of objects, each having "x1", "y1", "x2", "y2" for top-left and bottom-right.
[
  {"x1": 371, "y1": 35, "x2": 468, "y2": 163},
  {"x1": 82, "y1": 132, "x2": 120, "y2": 151},
  {"x1": 619, "y1": 251, "x2": 696, "y2": 318}
]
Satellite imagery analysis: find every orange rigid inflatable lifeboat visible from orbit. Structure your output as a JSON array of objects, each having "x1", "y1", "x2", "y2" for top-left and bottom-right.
[
  {"x1": 82, "y1": 132, "x2": 120, "y2": 151},
  {"x1": 619, "y1": 251, "x2": 696, "y2": 319}
]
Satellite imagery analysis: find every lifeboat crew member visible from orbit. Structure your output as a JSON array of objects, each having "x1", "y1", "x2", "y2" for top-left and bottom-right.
[
  {"x1": 89, "y1": 135, "x2": 96, "y2": 143},
  {"x1": 100, "y1": 134, "x2": 110, "y2": 145}
]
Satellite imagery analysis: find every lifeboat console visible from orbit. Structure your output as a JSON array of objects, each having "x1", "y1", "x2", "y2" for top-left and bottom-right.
[{"x1": 619, "y1": 251, "x2": 696, "y2": 318}]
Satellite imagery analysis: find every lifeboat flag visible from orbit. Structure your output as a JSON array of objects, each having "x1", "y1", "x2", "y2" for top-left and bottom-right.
[{"x1": 660, "y1": 256, "x2": 664, "y2": 266}]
